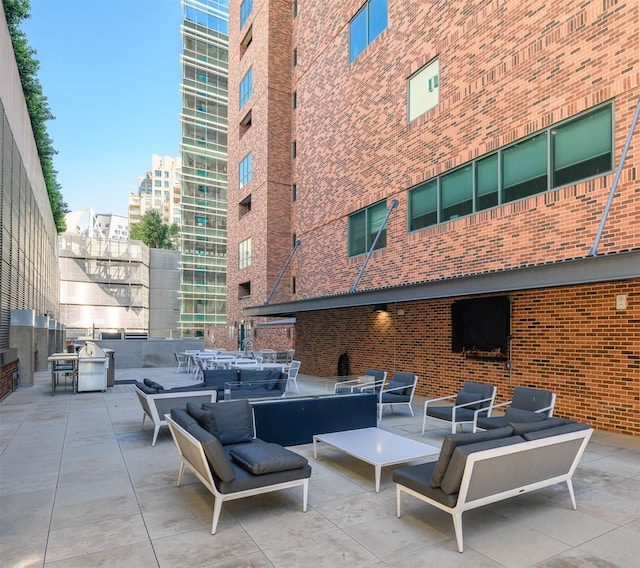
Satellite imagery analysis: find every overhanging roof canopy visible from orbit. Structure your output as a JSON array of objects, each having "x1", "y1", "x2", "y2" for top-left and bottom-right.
[{"x1": 243, "y1": 249, "x2": 640, "y2": 318}]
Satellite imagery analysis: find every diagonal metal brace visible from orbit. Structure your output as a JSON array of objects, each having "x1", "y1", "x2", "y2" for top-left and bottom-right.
[
  {"x1": 350, "y1": 199, "x2": 399, "y2": 293},
  {"x1": 264, "y1": 240, "x2": 301, "y2": 305}
]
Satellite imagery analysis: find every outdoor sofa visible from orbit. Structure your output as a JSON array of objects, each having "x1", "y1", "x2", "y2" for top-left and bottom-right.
[
  {"x1": 393, "y1": 417, "x2": 592, "y2": 552},
  {"x1": 167, "y1": 399, "x2": 311, "y2": 534}
]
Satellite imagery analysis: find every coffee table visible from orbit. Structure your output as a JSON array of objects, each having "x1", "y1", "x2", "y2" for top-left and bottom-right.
[{"x1": 313, "y1": 427, "x2": 440, "y2": 492}]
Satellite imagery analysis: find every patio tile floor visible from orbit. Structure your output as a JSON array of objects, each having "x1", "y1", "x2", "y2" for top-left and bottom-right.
[{"x1": 1, "y1": 367, "x2": 638, "y2": 567}]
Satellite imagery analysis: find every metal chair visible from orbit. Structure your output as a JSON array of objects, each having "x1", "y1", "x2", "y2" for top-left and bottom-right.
[
  {"x1": 376, "y1": 372, "x2": 418, "y2": 421},
  {"x1": 286, "y1": 360, "x2": 301, "y2": 393}
]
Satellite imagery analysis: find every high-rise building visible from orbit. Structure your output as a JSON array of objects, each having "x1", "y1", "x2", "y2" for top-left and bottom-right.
[
  {"x1": 129, "y1": 155, "x2": 182, "y2": 227},
  {"x1": 179, "y1": 0, "x2": 229, "y2": 338},
  {"x1": 226, "y1": 0, "x2": 640, "y2": 435}
]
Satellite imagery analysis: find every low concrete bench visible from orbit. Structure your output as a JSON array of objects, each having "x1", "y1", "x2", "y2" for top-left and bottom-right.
[{"x1": 393, "y1": 420, "x2": 593, "y2": 552}]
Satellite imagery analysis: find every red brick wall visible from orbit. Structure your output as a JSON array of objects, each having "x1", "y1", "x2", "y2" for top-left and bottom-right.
[
  {"x1": 295, "y1": 280, "x2": 639, "y2": 435},
  {"x1": 227, "y1": 0, "x2": 295, "y2": 330},
  {"x1": 0, "y1": 361, "x2": 18, "y2": 401},
  {"x1": 227, "y1": 1, "x2": 640, "y2": 436}
]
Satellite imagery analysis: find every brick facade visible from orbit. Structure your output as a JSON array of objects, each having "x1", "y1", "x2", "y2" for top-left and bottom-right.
[{"x1": 228, "y1": 1, "x2": 639, "y2": 434}]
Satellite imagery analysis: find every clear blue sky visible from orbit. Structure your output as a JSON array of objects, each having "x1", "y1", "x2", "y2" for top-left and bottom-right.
[{"x1": 23, "y1": 0, "x2": 183, "y2": 217}]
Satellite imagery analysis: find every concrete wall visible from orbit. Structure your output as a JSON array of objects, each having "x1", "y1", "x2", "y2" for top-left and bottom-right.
[
  {"x1": 93, "y1": 339, "x2": 204, "y2": 369},
  {"x1": 148, "y1": 248, "x2": 180, "y2": 338}
]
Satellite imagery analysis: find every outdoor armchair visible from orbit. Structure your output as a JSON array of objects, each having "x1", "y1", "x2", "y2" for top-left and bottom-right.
[
  {"x1": 422, "y1": 381, "x2": 497, "y2": 434},
  {"x1": 374, "y1": 372, "x2": 418, "y2": 421},
  {"x1": 473, "y1": 387, "x2": 556, "y2": 432}
]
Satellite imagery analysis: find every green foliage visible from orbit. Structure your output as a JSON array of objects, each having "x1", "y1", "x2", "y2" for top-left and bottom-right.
[
  {"x1": 130, "y1": 210, "x2": 179, "y2": 249},
  {"x1": 3, "y1": 0, "x2": 67, "y2": 232}
]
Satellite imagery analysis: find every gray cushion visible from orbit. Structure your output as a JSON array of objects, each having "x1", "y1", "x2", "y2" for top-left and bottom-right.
[
  {"x1": 511, "y1": 417, "x2": 565, "y2": 436},
  {"x1": 385, "y1": 380, "x2": 407, "y2": 395},
  {"x1": 170, "y1": 407, "x2": 198, "y2": 431},
  {"x1": 201, "y1": 399, "x2": 253, "y2": 445},
  {"x1": 266, "y1": 370, "x2": 284, "y2": 391},
  {"x1": 202, "y1": 369, "x2": 239, "y2": 390},
  {"x1": 193, "y1": 427, "x2": 236, "y2": 482},
  {"x1": 431, "y1": 426, "x2": 514, "y2": 488},
  {"x1": 522, "y1": 421, "x2": 589, "y2": 441},
  {"x1": 239, "y1": 369, "x2": 273, "y2": 383},
  {"x1": 143, "y1": 378, "x2": 165, "y2": 391},
  {"x1": 186, "y1": 402, "x2": 216, "y2": 433},
  {"x1": 440, "y1": 435, "x2": 525, "y2": 495},
  {"x1": 392, "y1": 462, "x2": 458, "y2": 508},
  {"x1": 456, "y1": 390, "x2": 483, "y2": 409},
  {"x1": 504, "y1": 407, "x2": 546, "y2": 424},
  {"x1": 230, "y1": 442, "x2": 308, "y2": 475},
  {"x1": 136, "y1": 382, "x2": 158, "y2": 394}
]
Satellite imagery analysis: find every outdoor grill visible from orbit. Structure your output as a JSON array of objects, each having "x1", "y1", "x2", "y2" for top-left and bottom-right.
[{"x1": 76, "y1": 342, "x2": 108, "y2": 392}]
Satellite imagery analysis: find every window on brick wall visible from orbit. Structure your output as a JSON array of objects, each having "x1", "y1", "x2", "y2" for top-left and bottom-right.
[
  {"x1": 239, "y1": 237, "x2": 251, "y2": 269},
  {"x1": 240, "y1": 67, "x2": 253, "y2": 108},
  {"x1": 241, "y1": 26, "x2": 253, "y2": 57},
  {"x1": 239, "y1": 281, "x2": 251, "y2": 299},
  {"x1": 240, "y1": 0, "x2": 253, "y2": 28},
  {"x1": 239, "y1": 152, "x2": 252, "y2": 187},
  {"x1": 239, "y1": 194, "x2": 251, "y2": 217},
  {"x1": 348, "y1": 200, "x2": 387, "y2": 257},
  {"x1": 407, "y1": 103, "x2": 613, "y2": 231},
  {"x1": 408, "y1": 58, "x2": 439, "y2": 122},
  {"x1": 292, "y1": 183, "x2": 297, "y2": 201},
  {"x1": 349, "y1": 0, "x2": 388, "y2": 62}
]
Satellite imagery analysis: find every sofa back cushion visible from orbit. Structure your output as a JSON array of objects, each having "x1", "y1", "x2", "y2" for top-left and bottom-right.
[
  {"x1": 511, "y1": 387, "x2": 554, "y2": 413},
  {"x1": 510, "y1": 417, "x2": 565, "y2": 436},
  {"x1": 440, "y1": 435, "x2": 525, "y2": 495},
  {"x1": 189, "y1": 425, "x2": 235, "y2": 482},
  {"x1": 143, "y1": 378, "x2": 165, "y2": 391},
  {"x1": 521, "y1": 420, "x2": 589, "y2": 441},
  {"x1": 239, "y1": 369, "x2": 274, "y2": 384},
  {"x1": 203, "y1": 369, "x2": 239, "y2": 390},
  {"x1": 186, "y1": 402, "x2": 216, "y2": 433},
  {"x1": 266, "y1": 370, "x2": 286, "y2": 391},
  {"x1": 431, "y1": 426, "x2": 514, "y2": 488},
  {"x1": 202, "y1": 399, "x2": 254, "y2": 445},
  {"x1": 170, "y1": 407, "x2": 198, "y2": 431},
  {"x1": 504, "y1": 407, "x2": 547, "y2": 425}
]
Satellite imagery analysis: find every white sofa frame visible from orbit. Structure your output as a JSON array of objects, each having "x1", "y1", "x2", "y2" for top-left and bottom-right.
[
  {"x1": 166, "y1": 415, "x2": 309, "y2": 534},
  {"x1": 134, "y1": 385, "x2": 217, "y2": 446},
  {"x1": 395, "y1": 427, "x2": 593, "y2": 552}
]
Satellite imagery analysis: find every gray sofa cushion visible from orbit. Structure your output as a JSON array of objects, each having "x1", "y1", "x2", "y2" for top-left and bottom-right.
[
  {"x1": 186, "y1": 402, "x2": 216, "y2": 433},
  {"x1": 143, "y1": 378, "x2": 165, "y2": 391},
  {"x1": 203, "y1": 369, "x2": 239, "y2": 390},
  {"x1": 216, "y1": 462, "x2": 312, "y2": 495},
  {"x1": 266, "y1": 370, "x2": 285, "y2": 391},
  {"x1": 511, "y1": 417, "x2": 565, "y2": 436},
  {"x1": 230, "y1": 441, "x2": 308, "y2": 475},
  {"x1": 440, "y1": 435, "x2": 525, "y2": 495},
  {"x1": 522, "y1": 421, "x2": 590, "y2": 441},
  {"x1": 202, "y1": 399, "x2": 254, "y2": 445},
  {"x1": 136, "y1": 382, "x2": 158, "y2": 394},
  {"x1": 190, "y1": 426, "x2": 236, "y2": 483},
  {"x1": 392, "y1": 462, "x2": 458, "y2": 508},
  {"x1": 170, "y1": 407, "x2": 198, "y2": 431},
  {"x1": 239, "y1": 369, "x2": 273, "y2": 383},
  {"x1": 505, "y1": 407, "x2": 546, "y2": 424},
  {"x1": 431, "y1": 426, "x2": 514, "y2": 488},
  {"x1": 456, "y1": 390, "x2": 483, "y2": 409}
]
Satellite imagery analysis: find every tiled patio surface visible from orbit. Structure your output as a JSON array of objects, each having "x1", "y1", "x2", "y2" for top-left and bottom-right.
[{"x1": 1, "y1": 366, "x2": 638, "y2": 567}]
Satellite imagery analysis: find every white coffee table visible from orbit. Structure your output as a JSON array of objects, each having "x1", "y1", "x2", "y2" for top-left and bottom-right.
[{"x1": 313, "y1": 427, "x2": 440, "y2": 492}]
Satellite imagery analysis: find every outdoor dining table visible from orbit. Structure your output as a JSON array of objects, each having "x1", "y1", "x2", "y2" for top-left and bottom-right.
[
  {"x1": 230, "y1": 362, "x2": 286, "y2": 370},
  {"x1": 47, "y1": 352, "x2": 78, "y2": 396}
]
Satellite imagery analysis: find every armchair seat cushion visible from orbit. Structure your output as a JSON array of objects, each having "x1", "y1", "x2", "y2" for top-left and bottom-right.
[
  {"x1": 393, "y1": 462, "x2": 458, "y2": 508},
  {"x1": 381, "y1": 392, "x2": 411, "y2": 403},
  {"x1": 216, "y1": 461, "x2": 312, "y2": 495},
  {"x1": 427, "y1": 406, "x2": 478, "y2": 423},
  {"x1": 230, "y1": 440, "x2": 308, "y2": 475}
]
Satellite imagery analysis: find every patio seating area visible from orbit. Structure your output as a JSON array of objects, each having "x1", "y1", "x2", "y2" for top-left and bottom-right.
[{"x1": 1, "y1": 367, "x2": 638, "y2": 567}]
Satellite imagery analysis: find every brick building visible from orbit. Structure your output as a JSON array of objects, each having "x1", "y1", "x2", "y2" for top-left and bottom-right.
[{"x1": 226, "y1": 0, "x2": 639, "y2": 435}]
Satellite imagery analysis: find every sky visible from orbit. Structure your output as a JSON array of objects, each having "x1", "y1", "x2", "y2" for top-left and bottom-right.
[{"x1": 22, "y1": 0, "x2": 183, "y2": 217}]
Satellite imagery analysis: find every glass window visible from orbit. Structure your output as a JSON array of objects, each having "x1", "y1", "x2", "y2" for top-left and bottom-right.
[
  {"x1": 408, "y1": 58, "x2": 439, "y2": 122},
  {"x1": 552, "y1": 105, "x2": 612, "y2": 187},
  {"x1": 348, "y1": 200, "x2": 387, "y2": 256},
  {"x1": 154, "y1": 181, "x2": 161, "y2": 187},
  {"x1": 441, "y1": 166, "x2": 472, "y2": 221},
  {"x1": 239, "y1": 237, "x2": 251, "y2": 269},
  {"x1": 240, "y1": 67, "x2": 253, "y2": 108},
  {"x1": 502, "y1": 133, "x2": 547, "y2": 203},
  {"x1": 349, "y1": 0, "x2": 388, "y2": 62},
  {"x1": 240, "y1": 0, "x2": 253, "y2": 28},
  {"x1": 409, "y1": 180, "x2": 437, "y2": 231},
  {"x1": 475, "y1": 154, "x2": 499, "y2": 210},
  {"x1": 239, "y1": 153, "x2": 252, "y2": 187},
  {"x1": 155, "y1": 170, "x2": 162, "y2": 176}
]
